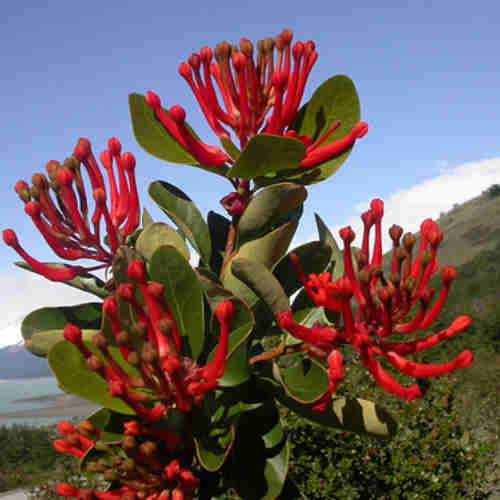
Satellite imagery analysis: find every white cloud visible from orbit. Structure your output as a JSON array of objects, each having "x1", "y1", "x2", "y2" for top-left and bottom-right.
[
  {"x1": 326, "y1": 157, "x2": 500, "y2": 251},
  {"x1": 0, "y1": 269, "x2": 98, "y2": 348}
]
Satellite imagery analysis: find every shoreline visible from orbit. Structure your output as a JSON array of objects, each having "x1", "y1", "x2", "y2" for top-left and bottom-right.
[{"x1": 0, "y1": 393, "x2": 97, "y2": 420}]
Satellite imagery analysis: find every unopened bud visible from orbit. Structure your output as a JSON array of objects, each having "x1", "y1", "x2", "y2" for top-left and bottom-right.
[
  {"x1": 142, "y1": 342, "x2": 158, "y2": 363},
  {"x1": 116, "y1": 331, "x2": 129, "y2": 345},
  {"x1": 104, "y1": 469, "x2": 119, "y2": 482},
  {"x1": 122, "y1": 436, "x2": 137, "y2": 451},
  {"x1": 403, "y1": 233, "x2": 415, "y2": 251},
  {"x1": 127, "y1": 351, "x2": 139, "y2": 365},
  {"x1": 389, "y1": 224, "x2": 403, "y2": 244},
  {"x1": 87, "y1": 355, "x2": 103, "y2": 371},
  {"x1": 139, "y1": 441, "x2": 157, "y2": 457},
  {"x1": 92, "y1": 332, "x2": 108, "y2": 350}
]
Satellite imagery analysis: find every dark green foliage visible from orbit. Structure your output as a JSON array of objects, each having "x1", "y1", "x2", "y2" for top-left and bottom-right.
[{"x1": 284, "y1": 375, "x2": 496, "y2": 499}]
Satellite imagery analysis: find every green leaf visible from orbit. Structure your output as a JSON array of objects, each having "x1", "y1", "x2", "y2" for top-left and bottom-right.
[
  {"x1": 194, "y1": 423, "x2": 236, "y2": 472},
  {"x1": 315, "y1": 213, "x2": 344, "y2": 280},
  {"x1": 222, "y1": 220, "x2": 298, "y2": 307},
  {"x1": 85, "y1": 408, "x2": 127, "y2": 443},
  {"x1": 238, "y1": 183, "x2": 307, "y2": 243},
  {"x1": 48, "y1": 340, "x2": 135, "y2": 414},
  {"x1": 225, "y1": 400, "x2": 289, "y2": 499},
  {"x1": 207, "y1": 211, "x2": 230, "y2": 275},
  {"x1": 15, "y1": 262, "x2": 108, "y2": 299},
  {"x1": 228, "y1": 135, "x2": 305, "y2": 179},
  {"x1": 207, "y1": 298, "x2": 254, "y2": 387},
  {"x1": 273, "y1": 241, "x2": 332, "y2": 296},
  {"x1": 148, "y1": 181, "x2": 212, "y2": 264},
  {"x1": 22, "y1": 303, "x2": 102, "y2": 357},
  {"x1": 129, "y1": 93, "x2": 229, "y2": 176},
  {"x1": 260, "y1": 377, "x2": 397, "y2": 438},
  {"x1": 142, "y1": 208, "x2": 154, "y2": 228},
  {"x1": 289, "y1": 75, "x2": 361, "y2": 184},
  {"x1": 275, "y1": 355, "x2": 329, "y2": 404},
  {"x1": 149, "y1": 245, "x2": 205, "y2": 360},
  {"x1": 136, "y1": 221, "x2": 190, "y2": 262},
  {"x1": 231, "y1": 258, "x2": 289, "y2": 315}
]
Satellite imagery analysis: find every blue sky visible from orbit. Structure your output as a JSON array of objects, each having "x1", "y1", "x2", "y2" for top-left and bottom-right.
[{"x1": 0, "y1": 1, "x2": 499, "y2": 345}]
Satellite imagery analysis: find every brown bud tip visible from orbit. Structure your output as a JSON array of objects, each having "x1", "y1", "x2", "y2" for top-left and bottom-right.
[
  {"x1": 120, "y1": 152, "x2": 136, "y2": 171},
  {"x1": 67, "y1": 432, "x2": 81, "y2": 446},
  {"x1": 263, "y1": 37, "x2": 275, "y2": 52},
  {"x1": 107, "y1": 137, "x2": 122, "y2": 156},
  {"x1": 358, "y1": 268, "x2": 371, "y2": 284},
  {"x1": 141, "y1": 342, "x2": 158, "y2": 363},
  {"x1": 92, "y1": 332, "x2": 108, "y2": 349},
  {"x1": 390, "y1": 271, "x2": 401, "y2": 284},
  {"x1": 56, "y1": 168, "x2": 74, "y2": 186},
  {"x1": 403, "y1": 232, "x2": 416, "y2": 251},
  {"x1": 122, "y1": 435, "x2": 137, "y2": 451},
  {"x1": 139, "y1": 441, "x2": 158, "y2": 457},
  {"x1": 121, "y1": 458, "x2": 136, "y2": 472},
  {"x1": 87, "y1": 355, "x2": 103, "y2": 371},
  {"x1": 78, "y1": 420, "x2": 96, "y2": 435},
  {"x1": 25, "y1": 201, "x2": 42, "y2": 218},
  {"x1": 126, "y1": 351, "x2": 139, "y2": 365},
  {"x1": 132, "y1": 321, "x2": 148, "y2": 338},
  {"x1": 239, "y1": 37, "x2": 253, "y2": 56},
  {"x1": 63, "y1": 324, "x2": 82, "y2": 344},
  {"x1": 389, "y1": 224, "x2": 403, "y2": 243},
  {"x1": 355, "y1": 249, "x2": 367, "y2": 267},
  {"x1": 404, "y1": 276, "x2": 416, "y2": 292},
  {"x1": 93, "y1": 188, "x2": 107, "y2": 206},
  {"x1": 45, "y1": 160, "x2": 60, "y2": 179},
  {"x1": 169, "y1": 104, "x2": 186, "y2": 124},
  {"x1": 2, "y1": 229, "x2": 18, "y2": 247},
  {"x1": 157, "y1": 318, "x2": 174, "y2": 334},
  {"x1": 14, "y1": 180, "x2": 31, "y2": 202},
  {"x1": 145, "y1": 91, "x2": 161, "y2": 109},
  {"x1": 103, "y1": 470, "x2": 119, "y2": 482},
  {"x1": 73, "y1": 138, "x2": 91, "y2": 161},
  {"x1": 31, "y1": 173, "x2": 48, "y2": 189},
  {"x1": 116, "y1": 330, "x2": 129, "y2": 345},
  {"x1": 442, "y1": 266, "x2": 457, "y2": 284},
  {"x1": 128, "y1": 260, "x2": 146, "y2": 283}
]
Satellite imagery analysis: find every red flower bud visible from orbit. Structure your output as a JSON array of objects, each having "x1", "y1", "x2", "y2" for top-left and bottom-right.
[
  {"x1": 56, "y1": 483, "x2": 79, "y2": 497},
  {"x1": 128, "y1": 260, "x2": 146, "y2": 283},
  {"x1": 145, "y1": 91, "x2": 161, "y2": 109},
  {"x1": 57, "y1": 421, "x2": 76, "y2": 436},
  {"x1": 107, "y1": 137, "x2": 122, "y2": 156},
  {"x1": 63, "y1": 324, "x2": 83, "y2": 344}
]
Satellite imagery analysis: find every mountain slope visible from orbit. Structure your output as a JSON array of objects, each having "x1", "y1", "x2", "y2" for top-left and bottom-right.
[{"x1": 0, "y1": 344, "x2": 51, "y2": 379}]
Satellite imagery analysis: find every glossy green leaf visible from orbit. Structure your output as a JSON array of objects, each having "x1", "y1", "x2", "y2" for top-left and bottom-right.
[
  {"x1": 142, "y1": 208, "x2": 154, "y2": 228},
  {"x1": 48, "y1": 340, "x2": 135, "y2": 414},
  {"x1": 225, "y1": 400, "x2": 289, "y2": 499},
  {"x1": 260, "y1": 377, "x2": 397, "y2": 438},
  {"x1": 149, "y1": 245, "x2": 205, "y2": 360},
  {"x1": 275, "y1": 355, "x2": 329, "y2": 404},
  {"x1": 129, "y1": 93, "x2": 229, "y2": 176},
  {"x1": 274, "y1": 241, "x2": 332, "y2": 296},
  {"x1": 228, "y1": 135, "x2": 305, "y2": 179},
  {"x1": 289, "y1": 75, "x2": 361, "y2": 184},
  {"x1": 315, "y1": 213, "x2": 344, "y2": 280},
  {"x1": 85, "y1": 408, "x2": 127, "y2": 443},
  {"x1": 207, "y1": 211, "x2": 230, "y2": 275},
  {"x1": 231, "y1": 258, "x2": 289, "y2": 315},
  {"x1": 21, "y1": 303, "x2": 102, "y2": 357},
  {"x1": 148, "y1": 181, "x2": 212, "y2": 264},
  {"x1": 238, "y1": 183, "x2": 307, "y2": 243},
  {"x1": 194, "y1": 423, "x2": 236, "y2": 472},
  {"x1": 15, "y1": 261, "x2": 108, "y2": 299},
  {"x1": 136, "y1": 221, "x2": 190, "y2": 261},
  {"x1": 222, "y1": 220, "x2": 298, "y2": 307}
]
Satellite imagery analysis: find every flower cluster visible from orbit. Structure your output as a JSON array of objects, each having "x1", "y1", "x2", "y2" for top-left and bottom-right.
[
  {"x1": 56, "y1": 421, "x2": 198, "y2": 499},
  {"x1": 144, "y1": 29, "x2": 367, "y2": 168},
  {"x1": 278, "y1": 199, "x2": 474, "y2": 411},
  {"x1": 2, "y1": 137, "x2": 140, "y2": 282},
  {"x1": 55, "y1": 259, "x2": 234, "y2": 498}
]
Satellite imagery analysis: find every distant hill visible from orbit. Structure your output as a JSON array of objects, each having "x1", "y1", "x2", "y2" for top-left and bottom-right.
[{"x1": 0, "y1": 344, "x2": 51, "y2": 380}]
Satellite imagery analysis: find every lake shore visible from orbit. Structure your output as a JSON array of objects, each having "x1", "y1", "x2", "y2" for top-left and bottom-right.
[{"x1": 0, "y1": 393, "x2": 97, "y2": 420}]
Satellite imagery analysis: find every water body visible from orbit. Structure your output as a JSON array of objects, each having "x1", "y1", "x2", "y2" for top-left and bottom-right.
[{"x1": 0, "y1": 377, "x2": 63, "y2": 426}]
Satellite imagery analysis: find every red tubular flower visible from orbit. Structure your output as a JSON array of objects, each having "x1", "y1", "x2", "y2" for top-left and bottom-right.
[
  {"x1": 145, "y1": 29, "x2": 367, "y2": 167},
  {"x1": 3, "y1": 138, "x2": 141, "y2": 283},
  {"x1": 278, "y1": 199, "x2": 473, "y2": 410}
]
